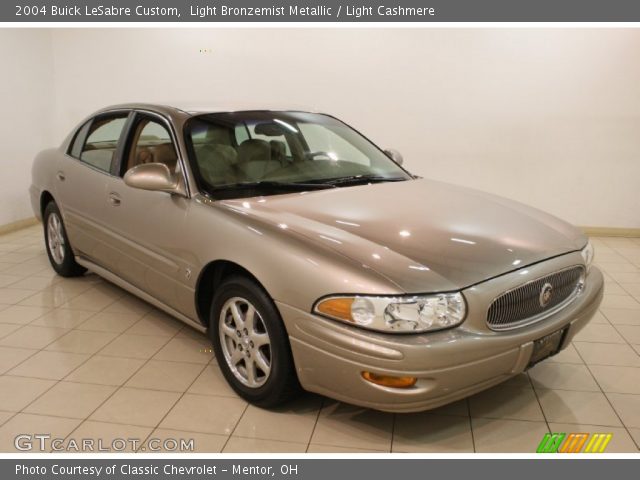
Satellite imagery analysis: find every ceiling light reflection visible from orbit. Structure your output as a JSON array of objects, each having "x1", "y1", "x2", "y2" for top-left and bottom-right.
[
  {"x1": 451, "y1": 237, "x2": 476, "y2": 245},
  {"x1": 273, "y1": 118, "x2": 298, "y2": 133},
  {"x1": 319, "y1": 235, "x2": 342, "y2": 244},
  {"x1": 336, "y1": 220, "x2": 360, "y2": 227}
]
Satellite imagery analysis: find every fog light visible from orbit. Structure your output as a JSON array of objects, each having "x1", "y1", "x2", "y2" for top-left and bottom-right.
[{"x1": 362, "y1": 371, "x2": 417, "y2": 388}]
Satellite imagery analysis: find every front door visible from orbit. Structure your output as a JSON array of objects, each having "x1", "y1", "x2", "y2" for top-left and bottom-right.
[{"x1": 101, "y1": 112, "x2": 194, "y2": 315}]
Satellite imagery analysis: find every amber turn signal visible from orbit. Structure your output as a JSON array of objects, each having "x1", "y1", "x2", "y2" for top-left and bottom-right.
[
  {"x1": 316, "y1": 297, "x2": 354, "y2": 322},
  {"x1": 361, "y1": 371, "x2": 417, "y2": 389}
]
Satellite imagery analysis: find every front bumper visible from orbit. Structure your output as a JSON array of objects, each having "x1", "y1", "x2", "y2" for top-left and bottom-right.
[{"x1": 278, "y1": 256, "x2": 603, "y2": 413}]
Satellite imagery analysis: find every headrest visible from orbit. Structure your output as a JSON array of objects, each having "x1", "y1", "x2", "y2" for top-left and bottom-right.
[
  {"x1": 137, "y1": 149, "x2": 154, "y2": 164},
  {"x1": 205, "y1": 127, "x2": 233, "y2": 145},
  {"x1": 237, "y1": 139, "x2": 270, "y2": 164}
]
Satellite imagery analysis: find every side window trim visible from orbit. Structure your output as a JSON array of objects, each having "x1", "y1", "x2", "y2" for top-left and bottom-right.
[
  {"x1": 121, "y1": 109, "x2": 190, "y2": 197},
  {"x1": 110, "y1": 112, "x2": 135, "y2": 176}
]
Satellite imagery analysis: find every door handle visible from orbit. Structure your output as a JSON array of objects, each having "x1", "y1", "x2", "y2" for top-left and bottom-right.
[
  {"x1": 108, "y1": 192, "x2": 121, "y2": 206},
  {"x1": 56, "y1": 171, "x2": 66, "y2": 181}
]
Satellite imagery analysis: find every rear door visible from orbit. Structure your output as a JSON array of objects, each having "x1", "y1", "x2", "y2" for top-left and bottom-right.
[
  {"x1": 55, "y1": 111, "x2": 131, "y2": 267},
  {"x1": 101, "y1": 111, "x2": 194, "y2": 315}
]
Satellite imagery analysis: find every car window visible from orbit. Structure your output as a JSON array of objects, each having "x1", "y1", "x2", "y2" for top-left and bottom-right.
[
  {"x1": 299, "y1": 123, "x2": 369, "y2": 166},
  {"x1": 186, "y1": 112, "x2": 410, "y2": 196},
  {"x1": 79, "y1": 115, "x2": 128, "y2": 173},
  {"x1": 123, "y1": 116, "x2": 178, "y2": 175},
  {"x1": 69, "y1": 121, "x2": 91, "y2": 159}
]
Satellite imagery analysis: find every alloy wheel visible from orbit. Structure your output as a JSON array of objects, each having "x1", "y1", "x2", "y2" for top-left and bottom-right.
[
  {"x1": 46, "y1": 212, "x2": 65, "y2": 265},
  {"x1": 218, "y1": 296, "x2": 272, "y2": 388}
]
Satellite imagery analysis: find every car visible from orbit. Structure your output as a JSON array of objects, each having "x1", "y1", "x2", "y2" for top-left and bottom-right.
[{"x1": 30, "y1": 103, "x2": 604, "y2": 412}]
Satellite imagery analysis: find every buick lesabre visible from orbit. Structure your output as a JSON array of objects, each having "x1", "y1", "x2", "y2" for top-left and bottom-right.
[{"x1": 30, "y1": 104, "x2": 603, "y2": 411}]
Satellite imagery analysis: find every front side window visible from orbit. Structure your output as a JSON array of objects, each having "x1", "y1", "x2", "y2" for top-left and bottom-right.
[
  {"x1": 185, "y1": 111, "x2": 411, "y2": 198},
  {"x1": 123, "y1": 116, "x2": 178, "y2": 175},
  {"x1": 79, "y1": 115, "x2": 128, "y2": 173}
]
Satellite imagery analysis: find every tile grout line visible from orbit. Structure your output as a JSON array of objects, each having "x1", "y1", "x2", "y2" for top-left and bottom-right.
[
  {"x1": 5, "y1": 286, "x2": 165, "y2": 451},
  {"x1": 527, "y1": 373, "x2": 551, "y2": 436},
  {"x1": 389, "y1": 412, "x2": 396, "y2": 453},
  {"x1": 218, "y1": 403, "x2": 250, "y2": 454},
  {"x1": 573, "y1": 331, "x2": 640, "y2": 451},
  {"x1": 1, "y1": 285, "x2": 129, "y2": 416},
  {"x1": 304, "y1": 397, "x2": 325, "y2": 453},
  {"x1": 134, "y1": 358, "x2": 211, "y2": 453},
  {"x1": 466, "y1": 399, "x2": 477, "y2": 453},
  {"x1": 60, "y1": 322, "x2": 186, "y2": 453}
]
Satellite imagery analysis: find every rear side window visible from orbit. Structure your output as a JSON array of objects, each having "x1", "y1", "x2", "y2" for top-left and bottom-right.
[
  {"x1": 69, "y1": 121, "x2": 91, "y2": 159},
  {"x1": 78, "y1": 115, "x2": 128, "y2": 173}
]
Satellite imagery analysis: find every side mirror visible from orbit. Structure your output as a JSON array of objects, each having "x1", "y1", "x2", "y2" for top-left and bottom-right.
[
  {"x1": 124, "y1": 163, "x2": 178, "y2": 193},
  {"x1": 384, "y1": 148, "x2": 403, "y2": 166}
]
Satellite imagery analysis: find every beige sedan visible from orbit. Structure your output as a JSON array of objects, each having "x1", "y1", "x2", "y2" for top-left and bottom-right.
[{"x1": 30, "y1": 103, "x2": 603, "y2": 412}]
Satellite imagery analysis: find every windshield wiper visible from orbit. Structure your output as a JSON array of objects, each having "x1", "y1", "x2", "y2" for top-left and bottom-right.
[
  {"x1": 212, "y1": 181, "x2": 336, "y2": 192},
  {"x1": 320, "y1": 175, "x2": 409, "y2": 186}
]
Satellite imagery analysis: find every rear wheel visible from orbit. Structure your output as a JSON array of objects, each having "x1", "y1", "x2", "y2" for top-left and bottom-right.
[
  {"x1": 43, "y1": 201, "x2": 86, "y2": 277},
  {"x1": 209, "y1": 275, "x2": 299, "y2": 407}
]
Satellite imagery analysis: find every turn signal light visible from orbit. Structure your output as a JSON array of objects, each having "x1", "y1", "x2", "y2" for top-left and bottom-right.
[
  {"x1": 362, "y1": 371, "x2": 417, "y2": 388},
  {"x1": 316, "y1": 297, "x2": 354, "y2": 322}
]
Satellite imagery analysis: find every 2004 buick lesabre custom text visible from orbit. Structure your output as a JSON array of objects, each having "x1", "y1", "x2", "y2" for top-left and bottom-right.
[{"x1": 29, "y1": 104, "x2": 603, "y2": 412}]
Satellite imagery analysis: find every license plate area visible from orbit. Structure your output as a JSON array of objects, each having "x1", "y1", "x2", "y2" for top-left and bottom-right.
[{"x1": 527, "y1": 327, "x2": 568, "y2": 368}]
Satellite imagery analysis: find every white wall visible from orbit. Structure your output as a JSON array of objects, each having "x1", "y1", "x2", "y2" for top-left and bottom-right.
[
  {"x1": 4, "y1": 28, "x2": 640, "y2": 228},
  {"x1": 0, "y1": 29, "x2": 54, "y2": 226}
]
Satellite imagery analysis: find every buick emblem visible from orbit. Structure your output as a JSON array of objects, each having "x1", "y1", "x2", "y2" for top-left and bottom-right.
[{"x1": 539, "y1": 282, "x2": 554, "y2": 308}]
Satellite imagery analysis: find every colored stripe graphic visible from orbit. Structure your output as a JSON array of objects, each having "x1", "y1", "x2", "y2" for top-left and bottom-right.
[
  {"x1": 536, "y1": 433, "x2": 566, "y2": 453},
  {"x1": 559, "y1": 433, "x2": 589, "y2": 453},
  {"x1": 584, "y1": 433, "x2": 613, "y2": 453}
]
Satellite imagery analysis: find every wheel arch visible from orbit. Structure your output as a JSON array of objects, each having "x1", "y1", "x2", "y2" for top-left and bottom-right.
[
  {"x1": 195, "y1": 260, "x2": 273, "y2": 328},
  {"x1": 40, "y1": 190, "x2": 55, "y2": 217}
]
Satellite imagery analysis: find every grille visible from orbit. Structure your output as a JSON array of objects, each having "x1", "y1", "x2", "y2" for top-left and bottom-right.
[{"x1": 487, "y1": 266, "x2": 585, "y2": 331}]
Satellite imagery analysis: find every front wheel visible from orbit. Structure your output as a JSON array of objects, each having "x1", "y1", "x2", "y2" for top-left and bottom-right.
[
  {"x1": 209, "y1": 275, "x2": 299, "y2": 407},
  {"x1": 43, "y1": 201, "x2": 86, "y2": 277}
]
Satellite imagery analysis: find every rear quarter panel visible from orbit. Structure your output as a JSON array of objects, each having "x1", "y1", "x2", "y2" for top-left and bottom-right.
[{"x1": 30, "y1": 148, "x2": 62, "y2": 220}]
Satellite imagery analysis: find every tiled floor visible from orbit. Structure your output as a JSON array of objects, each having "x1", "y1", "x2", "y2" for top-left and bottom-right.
[{"x1": 1, "y1": 225, "x2": 640, "y2": 453}]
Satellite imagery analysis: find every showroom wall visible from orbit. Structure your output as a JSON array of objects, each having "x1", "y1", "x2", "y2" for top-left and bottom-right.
[
  {"x1": 0, "y1": 29, "x2": 55, "y2": 226},
  {"x1": 3, "y1": 29, "x2": 639, "y2": 229}
]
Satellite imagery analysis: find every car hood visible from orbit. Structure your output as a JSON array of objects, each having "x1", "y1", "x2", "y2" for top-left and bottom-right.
[{"x1": 221, "y1": 178, "x2": 587, "y2": 293}]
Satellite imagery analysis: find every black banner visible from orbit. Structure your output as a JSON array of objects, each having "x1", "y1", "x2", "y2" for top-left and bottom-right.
[
  {"x1": 5, "y1": 459, "x2": 640, "y2": 480},
  {"x1": 4, "y1": 0, "x2": 640, "y2": 22}
]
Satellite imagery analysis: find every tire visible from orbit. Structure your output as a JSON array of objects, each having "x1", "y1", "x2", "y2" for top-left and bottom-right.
[
  {"x1": 209, "y1": 275, "x2": 300, "y2": 407},
  {"x1": 43, "y1": 201, "x2": 86, "y2": 277}
]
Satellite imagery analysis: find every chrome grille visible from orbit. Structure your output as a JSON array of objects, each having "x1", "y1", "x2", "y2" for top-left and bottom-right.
[{"x1": 487, "y1": 266, "x2": 585, "y2": 331}]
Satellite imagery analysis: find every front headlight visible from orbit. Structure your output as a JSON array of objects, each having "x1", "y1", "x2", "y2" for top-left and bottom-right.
[
  {"x1": 314, "y1": 293, "x2": 466, "y2": 333},
  {"x1": 581, "y1": 241, "x2": 594, "y2": 272}
]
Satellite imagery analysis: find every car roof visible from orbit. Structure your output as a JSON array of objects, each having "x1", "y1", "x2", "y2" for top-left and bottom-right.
[{"x1": 98, "y1": 102, "x2": 319, "y2": 117}]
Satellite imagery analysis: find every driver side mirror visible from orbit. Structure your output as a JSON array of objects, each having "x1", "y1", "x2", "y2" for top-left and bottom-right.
[
  {"x1": 384, "y1": 148, "x2": 403, "y2": 166},
  {"x1": 124, "y1": 163, "x2": 179, "y2": 193}
]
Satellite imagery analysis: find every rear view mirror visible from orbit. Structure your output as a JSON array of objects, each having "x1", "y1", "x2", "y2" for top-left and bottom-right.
[
  {"x1": 254, "y1": 122, "x2": 286, "y2": 136},
  {"x1": 124, "y1": 163, "x2": 179, "y2": 193},
  {"x1": 384, "y1": 148, "x2": 404, "y2": 166}
]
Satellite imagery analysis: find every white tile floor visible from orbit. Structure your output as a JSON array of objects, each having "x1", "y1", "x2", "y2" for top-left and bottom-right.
[{"x1": 0, "y1": 226, "x2": 640, "y2": 452}]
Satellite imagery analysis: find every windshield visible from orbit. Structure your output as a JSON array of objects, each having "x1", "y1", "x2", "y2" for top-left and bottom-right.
[{"x1": 185, "y1": 111, "x2": 412, "y2": 198}]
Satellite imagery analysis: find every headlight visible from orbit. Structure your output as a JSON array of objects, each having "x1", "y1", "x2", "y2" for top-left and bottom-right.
[
  {"x1": 314, "y1": 293, "x2": 466, "y2": 333},
  {"x1": 581, "y1": 241, "x2": 594, "y2": 272}
]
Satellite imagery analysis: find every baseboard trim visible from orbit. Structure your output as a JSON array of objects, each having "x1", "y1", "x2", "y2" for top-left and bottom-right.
[
  {"x1": 0, "y1": 217, "x2": 39, "y2": 236},
  {"x1": 580, "y1": 226, "x2": 640, "y2": 237}
]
